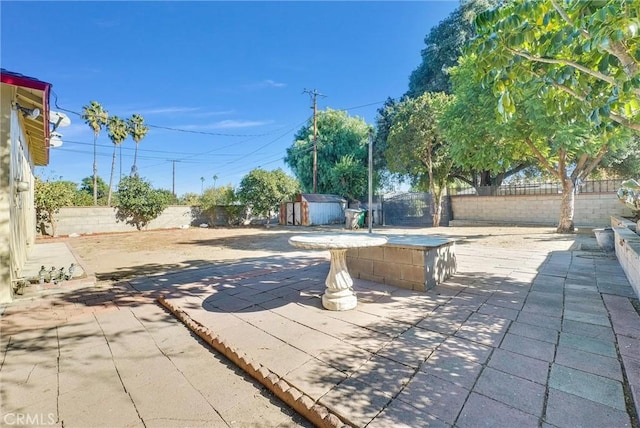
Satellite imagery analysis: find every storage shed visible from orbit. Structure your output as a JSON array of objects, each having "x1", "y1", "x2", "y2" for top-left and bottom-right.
[{"x1": 280, "y1": 194, "x2": 347, "y2": 226}]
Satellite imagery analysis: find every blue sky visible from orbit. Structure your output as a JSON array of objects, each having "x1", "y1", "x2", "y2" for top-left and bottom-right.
[{"x1": 2, "y1": 1, "x2": 458, "y2": 196}]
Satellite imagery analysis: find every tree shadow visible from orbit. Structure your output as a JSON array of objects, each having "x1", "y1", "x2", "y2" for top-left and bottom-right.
[
  {"x1": 163, "y1": 244, "x2": 636, "y2": 426},
  {"x1": 173, "y1": 226, "x2": 332, "y2": 254},
  {"x1": 0, "y1": 301, "x2": 314, "y2": 427}
]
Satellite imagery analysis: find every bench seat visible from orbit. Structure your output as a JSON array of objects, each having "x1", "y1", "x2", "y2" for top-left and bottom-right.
[{"x1": 346, "y1": 235, "x2": 456, "y2": 292}]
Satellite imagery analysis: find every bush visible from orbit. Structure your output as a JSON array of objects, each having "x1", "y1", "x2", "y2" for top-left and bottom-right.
[
  {"x1": 116, "y1": 176, "x2": 170, "y2": 230},
  {"x1": 200, "y1": 185, "x2": 242, "y2": 225},
  {"x1": 34, "y1": 178, "x2": 77, "y2": 236}
]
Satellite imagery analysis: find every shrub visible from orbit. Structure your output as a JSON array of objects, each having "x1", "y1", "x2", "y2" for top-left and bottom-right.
[
  {"x1": 116, "y1": 176, "x2": 170, "y2": 230},
  {"x1": 34, "y1": 178, "x2": 77, "y2": 236}
]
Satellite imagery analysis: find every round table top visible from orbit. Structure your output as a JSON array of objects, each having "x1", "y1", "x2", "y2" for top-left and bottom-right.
[{"x1": 288, "y1": 233, "x2": 388, "y2": 250}]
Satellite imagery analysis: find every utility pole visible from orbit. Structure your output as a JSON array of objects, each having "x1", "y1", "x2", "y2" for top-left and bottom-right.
[
  {"x1": 171, "y1": 160, "x2": 180, "y2": 197},
  {"x1": 303, "y1": 89, "x2": 326, "y2": 193},
  {"x1": 368, "y1": 128, "x2": 373, "y2": 233}
]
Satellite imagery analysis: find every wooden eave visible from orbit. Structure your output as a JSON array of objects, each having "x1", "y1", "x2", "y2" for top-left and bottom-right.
[{"x1": 1, "y1": 70, "x2": 51, "y2": 166}]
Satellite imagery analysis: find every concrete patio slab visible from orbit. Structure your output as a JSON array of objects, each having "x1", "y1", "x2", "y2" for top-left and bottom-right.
[{"x1": 2, "y1": 229, "x2": 639, "y2": 427}]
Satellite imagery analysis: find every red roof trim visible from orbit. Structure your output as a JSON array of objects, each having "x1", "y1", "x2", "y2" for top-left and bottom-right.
[
  {"x1": 1, "y1": 69, "x2": 52, "y2": 164},
  {"x1": 0, "y1": 69, "x2": 51, "y2": 92}
]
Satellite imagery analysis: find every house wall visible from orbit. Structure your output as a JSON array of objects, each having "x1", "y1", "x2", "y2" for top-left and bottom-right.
[
  {"x1": 0, "y1": 85, "x2": 36, "y2": 302},
  {"x1": 450, "y1": 193, "x2": 632, "y2": 227},
  {"x1": 0, "y1": 85, "x2": 12, "y2": 302}
]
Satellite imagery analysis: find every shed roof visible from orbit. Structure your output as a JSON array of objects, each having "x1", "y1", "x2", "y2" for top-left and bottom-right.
[
  {"x1": 1, "y1": 68, "x2": 52, "y2": 166},
  {"x1": 300, "y1": 193, "x2": 346, "y2": 203}
]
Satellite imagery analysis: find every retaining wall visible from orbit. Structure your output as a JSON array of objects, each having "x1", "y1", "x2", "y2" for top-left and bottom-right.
[
  {"x1": 450, "y1": 193, "x2": 632, "y2": 228},
  {"x1": 611, "y1": 216, "x2": 640, "y2": 300}
]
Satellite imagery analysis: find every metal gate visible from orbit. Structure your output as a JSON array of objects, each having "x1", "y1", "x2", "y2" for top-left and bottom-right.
[{"x1": 382, "y1": 192, "x2": 451, "y2": 227}]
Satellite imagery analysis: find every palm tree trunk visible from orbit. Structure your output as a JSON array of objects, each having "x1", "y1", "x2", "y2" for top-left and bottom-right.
[
  {"x1": 132, "y1": 142, "x2": 139, "y2": 176},
  {"x1": 107, "y1": 146, "x2": 117, "y2": 206},
  {"x1": 93, "y1": 134, "x2": 98, "y2": 205}
]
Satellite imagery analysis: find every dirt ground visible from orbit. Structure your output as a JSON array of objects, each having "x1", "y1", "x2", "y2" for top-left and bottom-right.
[{"x1": 50, "y1": 224, "x2": 592, "y2": 283}]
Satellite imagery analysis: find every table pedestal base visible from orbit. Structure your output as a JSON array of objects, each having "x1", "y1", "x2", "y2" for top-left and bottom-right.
[
  {"x1": 323, "y1": 248, "x2": 357, "y2": 311},
  {"x1": 288, "y1": 234, "x2": 388, "y2": 312},
  {"x1": 322, "y1": 289, "x2": 357, "y2": 311}
]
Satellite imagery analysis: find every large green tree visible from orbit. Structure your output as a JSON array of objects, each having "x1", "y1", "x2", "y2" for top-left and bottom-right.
[
  {"x1": 106, "y1": 116, "x2": 129, "y2": 206},
  {"x1": 473, "y1": 0, "x2": 639, "y2": 132},
  {"x1": 386, "y1": 92, "x2": 454, "y2": 227},
  {"x1": 407, "y1": 0, "x2": 499, "y2": 96},
  {"x1": 451, "y1": 57, "x2": 632, "y2": 231},
  {"x1": 237, "y1": 169, "x2": 299, "y2": 224},
  {"x1": 127, "y1": 114, "x2": 149, "y2": 177},
  {"x1": 441, "y1": 55, "x2": 533, "y2": 191},
  {"x1": 599, "y1": 134, "x2": 640, "y2": 178},
  {"x1": 80, "y1": 176, "x2": 108, "y2": 204},
  {"x1": 285, "y1": 109, "x2": 375, "y2": 199},
  {"x1": 470, "y1": 0, "x2": 639, "y2": 232},
  {"x1": 81, "y1": 101, "x2": 109, "y2": 205},
  {"x1": 373, "y1": 98, "x2": 406, "y2": 191}
]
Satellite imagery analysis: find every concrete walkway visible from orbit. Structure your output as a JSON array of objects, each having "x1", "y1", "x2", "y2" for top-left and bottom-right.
[
  {"x1": 1, "y1": 282, "x2": 311, "y2": 426},
  {"x1": 2, "y1": 233, "x2": 640, "y2": 427}
]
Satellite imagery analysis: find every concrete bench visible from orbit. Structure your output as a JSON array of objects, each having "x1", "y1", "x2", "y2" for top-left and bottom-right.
[{"x1": 346, "y1": 235, "x2": 456, "y2": 291}]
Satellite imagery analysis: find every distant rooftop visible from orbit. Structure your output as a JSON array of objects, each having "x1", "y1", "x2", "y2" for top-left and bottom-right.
[{"x1": 299, "y1": 193, "x2": 346, "y2": 203}]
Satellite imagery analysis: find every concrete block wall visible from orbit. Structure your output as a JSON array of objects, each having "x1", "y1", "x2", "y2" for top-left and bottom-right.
[
  {"x1": 451, "y1": 193, "x2": 632, "y2": 227},
  {"x1": 613, "y1": 227, "x2": 640, "y2": 299},
  {"x1": 346, "y1": 236, "x2": 457, "y2": 291},
  {"x1": 46, "y1": 206, "x2": 206, "y2": 236}
]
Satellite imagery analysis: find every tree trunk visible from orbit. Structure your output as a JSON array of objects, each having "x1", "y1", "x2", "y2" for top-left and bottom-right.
[
  {"x1": 131, "y1": 143, "x2": 139, "y2": 176},
  {"x1": 432, "y1": 200, "x2": 442, "y2": 227},
  {"x1": 93, "y1": 135, "x2": 98, "y2": 206},
  {"x1": 557, "y1": 177, "x2": 576, "y2": 233},
  {"x1": 49, "y1": 209, "x2": 57, "y2": 237},
  {"x1": 107, "y1": 146, "x2": 117, "y2": 206},
  {"x1": 431, "y1": 186, "x2": 444, "y2": 227}
]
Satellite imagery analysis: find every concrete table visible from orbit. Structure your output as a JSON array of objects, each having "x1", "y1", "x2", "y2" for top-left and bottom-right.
[{"x1": 289, "y1": 233, "x2": 388, "y2": 311}]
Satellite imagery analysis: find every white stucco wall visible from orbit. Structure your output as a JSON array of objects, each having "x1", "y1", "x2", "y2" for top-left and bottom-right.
[{"x1": 0, "y1": 85, "x2": 12, "y2": 302}]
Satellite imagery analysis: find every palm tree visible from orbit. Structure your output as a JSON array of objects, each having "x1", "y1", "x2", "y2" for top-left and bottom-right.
[
  {"x1": 212, "y1": 174, "x2": 218, "y2": 188},
  {"x1": 127, "y1": 114, "x2": 149, "y2": 177},
  {"x1": 81, "y1": 101, "x2": 109, "y2": 205},
  {"x1": 106, "y1": 116, "x2": 129, "y2": 206},
  {"x1": 200, "y1": 177, "x2": 205, "y2": 195}
]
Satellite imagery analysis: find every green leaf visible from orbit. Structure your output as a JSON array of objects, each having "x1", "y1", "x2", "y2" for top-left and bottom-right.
[
  {"x1": 611, "y1": 29, "x2": 625, "y2": 42},
  {"x1": 598, "y1": 54, "x2": 610, "y2": 73}
]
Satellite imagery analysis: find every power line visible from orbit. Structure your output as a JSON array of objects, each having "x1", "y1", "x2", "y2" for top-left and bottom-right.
[
  {"x1": 62, "y1": 139, "x2": 246, "y2": 157},
  {"x1": 146, "y1": 123, "x2": 281, "y2": 137},
  {"x1": 48, "y1": 91, "x2": 390, "y2": 193},
  {"x1": 51, "y1": 91, "x2": 294, "y2": 138}
]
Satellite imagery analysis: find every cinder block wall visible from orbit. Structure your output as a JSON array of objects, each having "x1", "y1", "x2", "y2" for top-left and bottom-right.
[
  {"x1": 44, "y1": 206, "x2": 207, "y2": 236},
  {"x1": 346, "y1": 240, "x2": 456, "y2": 291},
  {"x1": 450, "y1": 193, "x2": 632, "y2": 227}
]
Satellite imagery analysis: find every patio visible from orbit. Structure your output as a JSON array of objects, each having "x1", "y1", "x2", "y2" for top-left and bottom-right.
[{"x1": 1, "y1": 227, "x2": 639, "y2": 427}]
